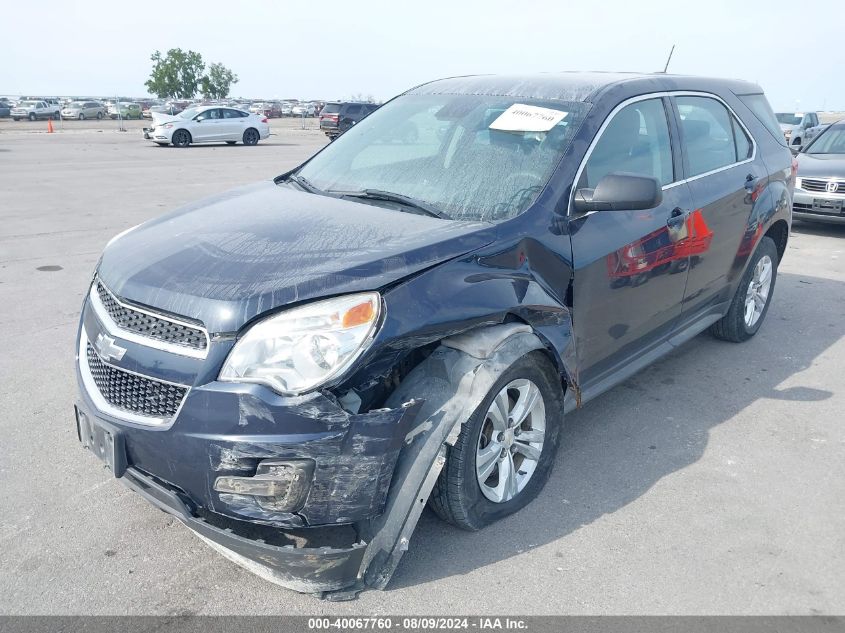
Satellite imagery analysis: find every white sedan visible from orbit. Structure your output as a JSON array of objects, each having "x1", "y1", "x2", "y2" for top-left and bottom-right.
[{"x1": 144, "y1": 106, "x2": 271, "y2": 147}]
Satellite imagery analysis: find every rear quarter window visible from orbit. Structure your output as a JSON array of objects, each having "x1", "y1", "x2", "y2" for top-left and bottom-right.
[{"x1": 738, "y1": 93, "x2": 787, "y2": 147}]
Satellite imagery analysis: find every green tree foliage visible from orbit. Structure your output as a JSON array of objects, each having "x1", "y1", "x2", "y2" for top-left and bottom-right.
[
  {"x1": 145, "y1": 49, "x2": 206, "y2": 99},
  {"x1": 201, "y1": 63, "x2": 239, "y2": 100}
]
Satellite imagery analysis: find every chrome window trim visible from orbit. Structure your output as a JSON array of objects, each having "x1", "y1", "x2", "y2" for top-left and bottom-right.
[
  {"x1": 568, "y1": 90, "x2": 758, "y2": 214},
  {"x1": 78, "y1": 334, "x2": 191, "y2": 428},
  {"x1": 90, "y1": 279, "x2": 210, "y2": 360}
]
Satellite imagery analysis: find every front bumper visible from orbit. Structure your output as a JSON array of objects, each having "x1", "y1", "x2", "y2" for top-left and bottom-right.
[
  {"x1": 75, "y1": 293, "x2": 423, "y2": 592},
  {"x1": 123, "y1": 464, "x2": 367, "y2": 593},
  {"x1": 793, "y1": 189, "x2": 845, "y2": 224}
]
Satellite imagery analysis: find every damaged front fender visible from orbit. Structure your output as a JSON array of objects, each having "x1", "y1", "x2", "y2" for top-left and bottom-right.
[{"x1": 355, "y1": 324, "x2": 547, "y2": 592}]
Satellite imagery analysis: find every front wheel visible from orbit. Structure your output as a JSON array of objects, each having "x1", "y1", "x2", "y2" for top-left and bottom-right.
[
  {"x1": 710, "y1": 236, "x2": 778, "y2": 342},
  {"x1": 429, "y1": 351, "x2": 563, "y2": 531},
  {"x1": 28, "y1": 113, "x2": 36, "y2": 121},
  {"x1": 79, "y1": 113, "x2": 85, "y2": 120},
  {"x1": 97, "y1": 112, "x2": 103, "y2": 120},
  {"x1": 171, "y1": 129, "x2": 191, "y2": 148},
  {"x1": 242, "y1": 128, "x2": 260, "y2": 145}
]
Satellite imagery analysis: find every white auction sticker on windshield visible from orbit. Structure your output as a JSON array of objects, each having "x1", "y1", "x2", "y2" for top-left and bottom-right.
[{"x1": 489, "y1": 104, "x2": 567, "y2": 132}]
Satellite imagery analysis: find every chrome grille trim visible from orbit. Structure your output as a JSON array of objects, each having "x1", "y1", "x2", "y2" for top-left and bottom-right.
[
  {"x1": 78, "y1": 334, "x2": 190, "y2": 427},
  {"x1": 801, "y1": 178, "x2": 845, "y2": 195},
  {"x1": 89, "y1": 279, "x2": 210, "y2": 359}
]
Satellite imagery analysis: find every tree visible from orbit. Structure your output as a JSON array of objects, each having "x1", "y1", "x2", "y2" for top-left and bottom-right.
[
  {"x1": 201, "y1": 63, "x2": 239, "y2": 100},
  {"x1": 145, "y1": 49, "x2": 205, "y2": 100}
]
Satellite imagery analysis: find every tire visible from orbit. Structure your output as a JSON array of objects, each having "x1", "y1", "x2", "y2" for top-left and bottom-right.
[
  {"x1": 242, "y1": 128, "x2": 260, "y2": 146},
  {"x1": 226, "y1": 141, "x2": 237, "y2": 145},
  {"x1": 13, "y1": 117, "x2": 19, "y2": 121},
  {"x1": 710, "y1": 236, "x2": 778, "y2": 343},
  {"x1": 78, "y1": 113, "x2": 85, "y2": 120},
  {"x1": 171, "y1": 129, "x2": 191, "y2": 148},
  {"x1": 28, "y1": 113, "x2": 36, "y2": 121},
  {"x1": 429, "y1": 351, "x2": 563, "y2": 531},
  {"x1": 52, "y1": 112, "x2": 60, "y2": 120},
  {"x1": 792, "y1": 137, "x2": 801, "y2": 147},
  {"x1": 97, "y1": 112, "x2": 103, "y2": 120}
]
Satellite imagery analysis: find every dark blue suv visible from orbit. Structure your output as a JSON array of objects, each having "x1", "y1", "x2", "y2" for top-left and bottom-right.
[{"x1": 75, "y1": 72, "x2": 793, "y2": 597}]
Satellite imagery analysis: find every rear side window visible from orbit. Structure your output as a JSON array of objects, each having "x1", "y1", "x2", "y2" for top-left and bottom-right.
[
  {"x1": 738, "y1": 93, "x2": 787, "y2": 147},
  {"x1": 582, "y1": 98, "x2": 674, "y2": 187},
  {"x1": 676, "y1": 96, "x2": 749, "y2": 177},
  {"x1": 345, "y1": 105, "x2": 362, "y2": 116}
]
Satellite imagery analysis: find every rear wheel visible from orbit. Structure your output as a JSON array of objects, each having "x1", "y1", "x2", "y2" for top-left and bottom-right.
[
  {"x1": 243, "y1": 128, "x2": 260, "y2": 145},
  {"x1": 28, "y1": 113, "x2": 36, "y2": 121},
  {"x1": 97, "y1": 111, "x2": 103, "y2": 120},
  {"x1": 429, "y1": 351, "x2": 563, "y2": 531},
  {"x1": 171, "y1": 129, "x2": 191, "y2": 148},
  {"x1": 710, "y1": 236, "x2": 778, "y2": 343},
  {"x1": 78, "y1": 113, "x2": 85, "y2": 120}
]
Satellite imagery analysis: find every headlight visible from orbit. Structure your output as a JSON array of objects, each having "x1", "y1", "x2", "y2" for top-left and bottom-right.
[{"x1": 219, "y1": 292, "x2": 381, "y2": 395}]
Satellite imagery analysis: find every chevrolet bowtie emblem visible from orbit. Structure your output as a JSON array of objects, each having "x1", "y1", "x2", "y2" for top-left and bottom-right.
[{"x1": 94, "y1": 333, "x2": 127, "y2": 362}]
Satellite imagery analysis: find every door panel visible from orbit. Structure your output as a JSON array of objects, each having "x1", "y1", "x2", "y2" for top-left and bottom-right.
[
  {"x1": 569, "y1": 97, "x2": 693, "y2": 387},
  {"x1": 672, "y1": 95, "x2": 763, "y2": 320}
]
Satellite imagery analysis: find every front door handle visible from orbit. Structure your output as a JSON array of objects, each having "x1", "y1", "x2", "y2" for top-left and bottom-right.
[{"x1": 667, "y1": 207, "x2": 688, "y2": 229}]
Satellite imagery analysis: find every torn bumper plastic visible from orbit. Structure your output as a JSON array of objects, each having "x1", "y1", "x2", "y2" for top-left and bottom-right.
[{"x1": 121, "y1": 466, "x2": 368, "y2": 593}]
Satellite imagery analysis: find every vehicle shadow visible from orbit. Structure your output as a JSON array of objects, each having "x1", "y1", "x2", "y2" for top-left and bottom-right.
[
  {"x1": 388, "y1": 271, "x2": 841, "y2": 589},
  {"x1": 791, "y1": 220, "x2": 845, "y2": 238}
]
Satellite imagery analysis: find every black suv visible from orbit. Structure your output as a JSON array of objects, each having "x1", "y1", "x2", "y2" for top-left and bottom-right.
[
  {"x1": 319, "y1": 101, "x2": 379, "y2": 139},
  {"x1": 75, "y1": 72, "x2": 792, "y2": 597}
]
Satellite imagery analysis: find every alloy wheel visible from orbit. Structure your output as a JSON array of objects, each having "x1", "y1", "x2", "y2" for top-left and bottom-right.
[
  {"x1": 744, "y1": 254, "x2": 773, "y2": 328},
  {"x1": 475, "y1": 379, "x2": 546, "y2": 503}
]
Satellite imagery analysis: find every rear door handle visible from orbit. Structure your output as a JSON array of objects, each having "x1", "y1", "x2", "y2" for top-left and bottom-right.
[
  {"x1": 667, "y1": 207, "x2": 688, "y2": 229},
  {"x1": 745, "y1": 173, "x2": 759, "y2": 191}
]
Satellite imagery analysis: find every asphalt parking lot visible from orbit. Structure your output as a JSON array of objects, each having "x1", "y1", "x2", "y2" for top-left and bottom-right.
[{"x1": 0, "y1": 122, "x2": 843, "y2": 616}]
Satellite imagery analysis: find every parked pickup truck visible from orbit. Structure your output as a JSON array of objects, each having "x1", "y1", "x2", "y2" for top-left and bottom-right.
[{"x1": 11, "y1": 100, "x2": 61, "y2": 121}]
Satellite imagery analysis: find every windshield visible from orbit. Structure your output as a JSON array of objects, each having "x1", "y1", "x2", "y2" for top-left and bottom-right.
[
  {"x1": 19, "y1": 101, "x2": 38, "y2": 107},
  {"x1": 179, "y1": 107, "x2": 199, "y2": 119},
  {"x1": 776, "y1": 113, "x2": 802, "y2": 126},
  {"x1": 68, "y1": 102, "x2": 85, "y2": 107},
  {"x1": 296, "y1": 94, "x2": 588, "y2": 222},
  {"x1": 805, "y1": 125, "x2": 845, "y2": 154}
]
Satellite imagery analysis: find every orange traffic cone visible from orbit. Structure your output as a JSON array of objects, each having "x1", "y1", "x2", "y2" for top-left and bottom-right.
[{"x1": 47, "y1": 119, "x2": 54, "y2": 133}]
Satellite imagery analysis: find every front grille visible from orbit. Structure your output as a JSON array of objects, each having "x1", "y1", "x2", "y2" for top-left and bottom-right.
[
  {"x1": 802, "y1": 178, "x2": 845, "y2": 194},
  {"x1": 96, "y1": 281, "x2": 207, "y2": 350},
  {"x1": 86, "y1": 343, "x2": 187, "y2": 419}
]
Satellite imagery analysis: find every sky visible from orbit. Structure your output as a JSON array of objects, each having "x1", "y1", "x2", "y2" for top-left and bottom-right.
[{"x1": 1, "y1": 0, "x2": 840, "y2": 112}]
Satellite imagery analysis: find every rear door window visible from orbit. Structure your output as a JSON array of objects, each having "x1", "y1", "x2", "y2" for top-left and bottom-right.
[
  {"x1": 582, "y1": 98, "x2": 674, "y2": 187},
  {"x1": 676, "y1": 96, "x2": 749, "y2": 177}
]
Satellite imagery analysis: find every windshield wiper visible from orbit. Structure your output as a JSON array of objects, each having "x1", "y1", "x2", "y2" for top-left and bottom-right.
[
  {"x1": 286, "y1": 173, "x2": 322, "y2": 194},
  {"x1": 333, "y1": 189, "x2": 451, "y2": 220}
]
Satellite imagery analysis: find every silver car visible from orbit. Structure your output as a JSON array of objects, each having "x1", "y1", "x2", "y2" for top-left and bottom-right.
[
  {"x1": 61, "y1": 101, "x2": 105, "y2": 120},
  {"x1": 793, "y1": 120, "x2": 845, "y2": 225}
]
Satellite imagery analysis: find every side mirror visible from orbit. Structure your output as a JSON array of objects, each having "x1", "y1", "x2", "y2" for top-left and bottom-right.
[{"x1": 573, "y1": 172, "x2": 663, "y2": 213}]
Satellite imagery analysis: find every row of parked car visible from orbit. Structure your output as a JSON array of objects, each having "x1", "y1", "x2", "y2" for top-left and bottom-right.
[{"x1": 0, "y1": 96, "x2": 341, "y2": 122}]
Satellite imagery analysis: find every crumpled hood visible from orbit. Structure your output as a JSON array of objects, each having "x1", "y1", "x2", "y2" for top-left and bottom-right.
[
  {"x1": 797, "y1": 153, "x2": 845, "y2": 178},
  {"x1": 98, "y1": 181, "x2": 494, "y2": 333}
]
